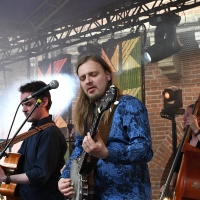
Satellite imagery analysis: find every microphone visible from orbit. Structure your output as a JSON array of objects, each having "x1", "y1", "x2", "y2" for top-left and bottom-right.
[{"x1": 21, "y1": 80, "x2": 59, "y2": 103}]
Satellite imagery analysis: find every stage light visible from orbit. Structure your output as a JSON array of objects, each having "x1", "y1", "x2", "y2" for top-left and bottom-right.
[
  {"x1": 144, "y1": 35, "x2": 183, "y2": 63},
  {"x1": 162, "y1": 86, "x2": 183, "y2": 109},
  {"x1": 144, "y1": 13, "x2": 183, "y2": 63},
  {"x1": 77, "y1": 43, "x2": 101, "y2": 58},
  {"x1": 77, "y1": 45, "x2": 88, "y2": 53}
]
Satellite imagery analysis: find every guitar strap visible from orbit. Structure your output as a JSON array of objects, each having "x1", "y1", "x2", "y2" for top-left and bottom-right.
[
  {"x1": 0, "y1": 122, "x2": 55, "y2": 151},
  {"x1": 97, "y1": 95, "x2": 122, "y2": 145},
  {"x1": 97, "y1": 107, "x2": 115, "y2": 145}
]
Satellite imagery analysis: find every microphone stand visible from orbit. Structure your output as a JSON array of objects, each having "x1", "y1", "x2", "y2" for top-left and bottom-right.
[{"x1": 0, "y1": 99, "x2": 42, "y2": 160}]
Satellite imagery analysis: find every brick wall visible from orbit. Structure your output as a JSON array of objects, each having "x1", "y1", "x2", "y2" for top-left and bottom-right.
[{"x1": 145, "y1": 47, "x2": 200, "y2": 199}]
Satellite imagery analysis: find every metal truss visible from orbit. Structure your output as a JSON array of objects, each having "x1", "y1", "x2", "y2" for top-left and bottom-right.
[
  {"x1": 0, "y1": 0, "x2": 70, "y2": 37},
  {"x1": 1, "y1": 0, "x2": 200, "y2": 67}
]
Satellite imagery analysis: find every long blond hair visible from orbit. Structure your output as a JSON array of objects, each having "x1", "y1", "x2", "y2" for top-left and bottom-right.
[{"x1": 74, "y1": 54, "x2": 120, "y2": 136}]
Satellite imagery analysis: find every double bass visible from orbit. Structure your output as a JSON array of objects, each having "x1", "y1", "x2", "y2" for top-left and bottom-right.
[{"x1": 160, "y1": 96, "x2": 200, "y2": 200}]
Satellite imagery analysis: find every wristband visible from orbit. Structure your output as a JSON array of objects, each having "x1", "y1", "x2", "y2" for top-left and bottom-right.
[
  {"x1": 5, "y1": 175, "x2": 11, "y2": 184},
  {"x1": 195, "y1": 129, "x2": 200, "y2": 137}
]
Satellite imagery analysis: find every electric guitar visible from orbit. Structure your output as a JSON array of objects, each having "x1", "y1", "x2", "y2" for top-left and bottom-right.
[{"x1": 70, "y1": 85, "x2": 118, "y2": 200}]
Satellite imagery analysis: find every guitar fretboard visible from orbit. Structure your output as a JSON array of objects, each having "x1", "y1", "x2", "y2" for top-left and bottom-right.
[{"x1": 0, "y1": 122, "x2": 55, "y2": 151}]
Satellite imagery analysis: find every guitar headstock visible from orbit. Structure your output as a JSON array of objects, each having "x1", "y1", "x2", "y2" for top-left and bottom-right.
[{"x1": 97, "y1": 85, "x2": 117, "y2": 114}]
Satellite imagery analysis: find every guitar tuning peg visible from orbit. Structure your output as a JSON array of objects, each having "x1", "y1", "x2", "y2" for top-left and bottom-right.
[
  {"x1": 110, "y1": 108, "x2": 112, "y2": 112},
  {"x1": 98, "y1": 107, "x2": 101, "y2": 113},
  {"x1": 114, "y1": 100, "x2": 119, "y2": 105}
]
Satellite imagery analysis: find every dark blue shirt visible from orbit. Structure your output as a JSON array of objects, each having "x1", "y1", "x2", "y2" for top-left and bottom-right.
[
  {"x1": 61, "y1": 95, "x2": 153, "y2": 199},
  {"x1": 18, "y1": 115, "x2": 67, "y2": 200}
]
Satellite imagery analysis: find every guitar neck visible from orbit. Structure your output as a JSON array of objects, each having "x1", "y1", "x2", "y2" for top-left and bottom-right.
[
  {"x1": 0, "y1": 134, "x2": 24, "y2": 152},
  {"x1": 78, "y1": 114, "x2": 101, "y2": 175},
  {"x1": 0, "y1": 122, "x2": 55, "y2": 152},
  {"x1": 90, "y1": 112, "x2": 101, "y2": 139}
]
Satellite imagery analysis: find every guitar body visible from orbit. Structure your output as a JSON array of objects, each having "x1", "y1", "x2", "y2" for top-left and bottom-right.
[
  {"x1": 0, "y1": 123, "x2": 54, "y2": 200},
  {"x1": 0, "y1": 153, "x2": 23, "y2": 199},
  {"x1": 70, "y1": 159, "x2": 95, "y2": 200}
]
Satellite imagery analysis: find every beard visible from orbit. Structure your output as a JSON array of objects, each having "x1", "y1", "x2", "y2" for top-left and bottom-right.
[
  {"x1": 87, "y1": 93, "x2": 103, "y2": 103},
  {"x1": 27, "y1": 116, "x2": 36, "y2": 123},
  {"x1": 86, "y1": 84, "x2": 110, "y2": 103}
]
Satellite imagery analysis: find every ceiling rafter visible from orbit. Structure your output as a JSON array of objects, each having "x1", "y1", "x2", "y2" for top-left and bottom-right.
[
  {"x1": 25, "y1": 0, "x2": 71, "y2": 31},
  {"x1": 0, "y1": 0, "x2": 70, "y2": 36},
  {"x1": 0, "y1": 0, "x2": 200, "y2": 67}
]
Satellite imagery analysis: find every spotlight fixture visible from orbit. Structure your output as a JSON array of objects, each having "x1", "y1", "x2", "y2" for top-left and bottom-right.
[
  {"x1": 77, "y1": 45, "x2": 88, "y2": 53},
  {"x1": 160, "y1": 86, "x2": 185, "y2": 170},
  {"x1": 162, "y1": 86, "x2": 183, "y2": 109},
  {"x1": 77, "y1": 43, "x2": 101, "y2": 58},
  {"x1": 144, "y1": 13, "x2": 183, "y2": 63}
]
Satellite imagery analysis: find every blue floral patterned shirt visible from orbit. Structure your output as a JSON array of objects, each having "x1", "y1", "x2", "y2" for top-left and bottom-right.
[{"x1": 61, "y1": 95, "x2": 153, "y2": 200}]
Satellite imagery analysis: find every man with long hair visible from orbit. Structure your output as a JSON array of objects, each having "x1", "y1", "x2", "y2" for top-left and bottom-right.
[
  {"x1": 0, "y1": 81, "x2": 67, "y2": 200},
  {"x1": 58, "y1": 54, "x2": 153, "y2": 199}
]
